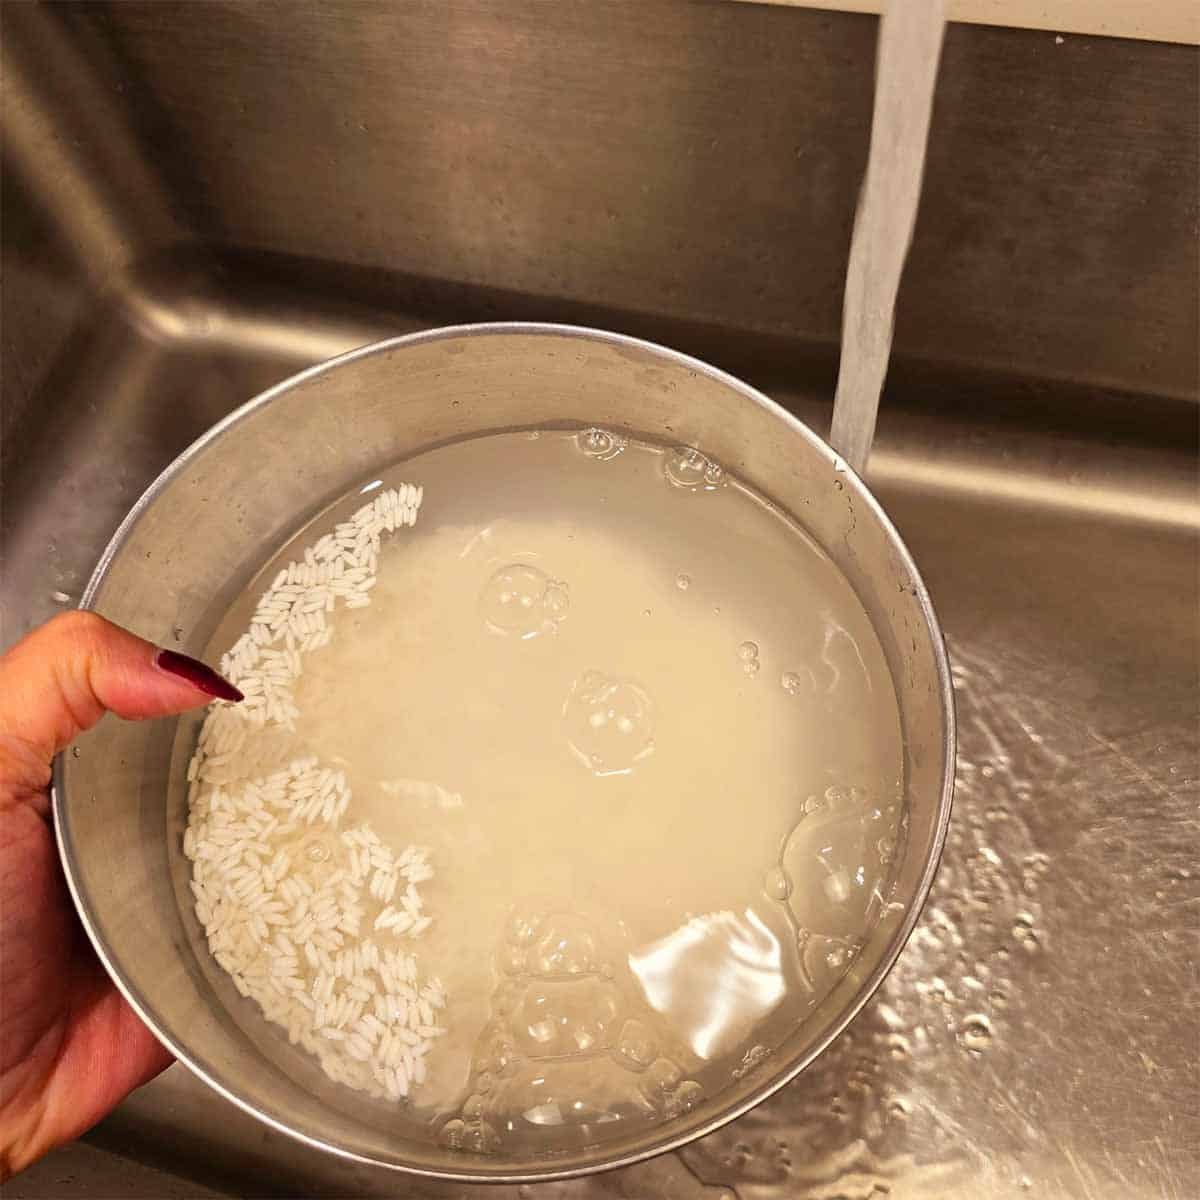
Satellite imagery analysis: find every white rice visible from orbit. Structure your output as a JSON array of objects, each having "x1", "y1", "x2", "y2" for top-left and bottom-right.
[{"x1": 183, "y1": 484, "x2": 444, "y2": 1102}]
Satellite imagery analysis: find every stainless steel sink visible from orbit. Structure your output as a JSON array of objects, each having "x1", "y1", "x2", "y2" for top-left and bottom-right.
[{"x1": 3, "y1": 3, "x2": 1197, "y2": 1197}]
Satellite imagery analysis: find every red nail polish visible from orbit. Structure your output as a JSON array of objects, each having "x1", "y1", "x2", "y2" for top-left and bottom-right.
[{"x1": 155, "y1": 649, "x2": 244, "y2": 702}]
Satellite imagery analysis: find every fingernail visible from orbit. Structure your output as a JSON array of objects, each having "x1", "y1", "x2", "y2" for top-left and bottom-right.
[{"x1": 155, "y1": 649, "x2": 244, "y2": 702}]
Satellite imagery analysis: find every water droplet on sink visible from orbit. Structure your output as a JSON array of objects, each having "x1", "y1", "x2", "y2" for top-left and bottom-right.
[
  {"x1": 1013, "y1": 911, "x2": 1041, "y2": 952},
  {"x1": 959, "y1": 1013, "x2": 993, "y2": 1052}
]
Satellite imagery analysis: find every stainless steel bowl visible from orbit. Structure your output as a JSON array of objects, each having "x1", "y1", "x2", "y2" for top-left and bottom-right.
[{"x1": 54, "y1": 323, "x2": 954, "y2": 1183}]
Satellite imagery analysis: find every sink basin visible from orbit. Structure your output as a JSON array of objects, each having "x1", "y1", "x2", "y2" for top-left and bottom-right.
[{"x1": 3, "y1": 3, "x2": 1196, "y2": 1197}]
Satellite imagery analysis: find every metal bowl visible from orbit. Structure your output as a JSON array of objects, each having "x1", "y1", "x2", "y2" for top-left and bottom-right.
[{"x1": 54, "y1": 323, "x2": 954, "y2": 1183}]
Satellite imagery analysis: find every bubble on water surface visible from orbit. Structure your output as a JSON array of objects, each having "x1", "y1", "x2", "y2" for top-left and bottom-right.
[
  {"x1": 801, "y1": 931, "x2": 859, "y2": 989},
  {"x1": 453, "y1": 908, "x2": 696, "y2": 1149},
  {"x1": 736, "y1": 640, "x2": 761, "y2": 677},
  {"x1": 764, "y1": 866, "x2": 792, "y2": 901},
  {"x1": 616, "y1": 1019, "x2": 658, "y2": 1069},
  {"x1": 294, "y1": 831, "x2": 338, "y2": 874},
  {"x1": 824, "y1": 943, "x2": 850, "y2": 970},
  {"x1": 776, "y1": 784, "x2": 887, "y2": 950},
  {"x1": 666, "y1": 1079, "x2": 705, "y2": 1116},
  {"x1": 542, "y1": 583, "x2": 569, "y2": 619},
  {"x1": 577, "y1": 427, "x2": 626, "y2": 460},
  {"x1": 517, "y1": 978, "x2": 622, "y2": 1055},
  {"x1": 440, "y1": 1117, "x2": 466, "y2": 1147},
  {"x1": 563, "y1": 671, "x2": 655, "y2": 776},
  {"x1": 664, "y1": 446, "x2": 727, "y2": 491},
  {"x1": 781, "y1": 670, "x2": 809, "y2": 695},
  {"x1": 439, "y1": 1116, "x2": 499, "y2": 1152},
  {"x1": 480, "y1": 563, "x2": 569, "y2": 639},
  {"x1": 638, "y1": 1056, "x2": 684, "y2": 1106},
  {"x1": 732, "y1": 1043, "x2": 771, "y2": 1079},
  {"x1": 530, "y1": 914, "x2": 600, "y2": 977}
]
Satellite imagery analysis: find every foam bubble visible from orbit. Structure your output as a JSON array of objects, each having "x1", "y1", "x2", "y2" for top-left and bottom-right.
[
  {"x1": 563, "y1": 671, "x2": 655, "y2": 776},
  {"x1": 779, "y1": 785, "x2": 884, "y2": 942},
  {"x1": 764, "y1": 865, "x2": 792, "y2": 901},
  {"x1": 664, "y1": 446, "x2": 727, "y2": 491},
  {"x1": 480, "y1": 563, "x2": 569, "y2": 639},
  {"x1": 781, "y1": 670, "x2": 808, "y2": 696},
  {"x1": 451, "y1": 909, "x2": 694, "y2": 1149},
  {"x1": 667, "y1": 1079, "x2": 704, "y2": 1116},
  {"x1": 616, "y1": 1019, "x2": 658, "y2": 1070},
  {"x1": 577, "y1": 428, "x2": 627, "y2": 461}
]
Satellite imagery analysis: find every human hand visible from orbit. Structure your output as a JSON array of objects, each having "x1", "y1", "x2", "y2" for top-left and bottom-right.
[{"x1": 0, "y1": 612, "x2": 242, "y2": 1178}]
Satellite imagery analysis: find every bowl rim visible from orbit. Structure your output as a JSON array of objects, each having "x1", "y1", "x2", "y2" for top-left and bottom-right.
[{"x1": 53, "y1": 320, "x2": 955, "y2": 1183}]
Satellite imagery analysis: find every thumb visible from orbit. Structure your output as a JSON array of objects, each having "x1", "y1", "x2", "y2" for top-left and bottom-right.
[{"x1": 0, "y1": 612, "x2": 242, "y2": 773}]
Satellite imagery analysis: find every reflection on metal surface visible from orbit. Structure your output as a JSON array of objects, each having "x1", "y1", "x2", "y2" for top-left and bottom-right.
[
  {"x1": 875, "y1": 445, "x2": 1200, "y2": 533},
  {"x1": 2, "y1": 0, "x2": 1197, "y2": 1196},
  {"x1": 629, "y1": 911, "x2": 786, "y2": 1061}
]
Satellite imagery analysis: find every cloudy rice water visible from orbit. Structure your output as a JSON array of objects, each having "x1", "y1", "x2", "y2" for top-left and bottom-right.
[{"x1": 174, "y1": 428, "x2": 904, "y2": 1155}]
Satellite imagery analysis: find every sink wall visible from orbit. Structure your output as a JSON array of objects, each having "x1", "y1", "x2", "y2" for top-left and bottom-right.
[{"x1": 6, "y1": 0, "x2": 1199, "y2": 418}]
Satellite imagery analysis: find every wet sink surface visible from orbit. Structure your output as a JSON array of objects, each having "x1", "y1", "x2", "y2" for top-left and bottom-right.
[{"x1": 3, "y1": 3, "x2": 1197, "y2": 1197}]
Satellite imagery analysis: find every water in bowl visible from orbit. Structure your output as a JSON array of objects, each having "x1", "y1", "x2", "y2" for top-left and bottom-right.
[{"x1": 176, "y1": 427, "x2": 904, "y2": 1155}]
